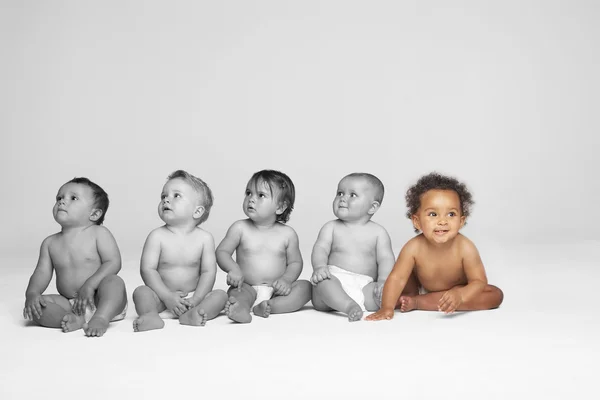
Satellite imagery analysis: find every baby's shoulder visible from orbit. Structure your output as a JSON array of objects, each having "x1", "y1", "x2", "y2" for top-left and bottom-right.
[
  {"x1": 365, "y1": 220, "x2": 390, "y2": 235},
  {"x1": 192, "y1": 226, "x2": 215, "y2": 243},
  {"x1": 273, "y1": 222, "x2": 298, "y2": 237},
  {"x1": 84, "y1": 224, "x2": 113, "y2": 239},
  {"x1": 455, "y1": 234, "x2": 478, "y2": 254}
]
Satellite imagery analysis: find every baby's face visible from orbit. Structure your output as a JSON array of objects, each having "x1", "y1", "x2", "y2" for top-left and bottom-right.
[
  {"x1": 243, "y1": 179, "x2": 281, "y2": 223},
  {"x1": 53, "y1": 183, "x2": 96, "y2": 227},
  {"x1": 413, "y1": 189, "x2": 465, "y2": 244},
  {"x1": 332, "y1": 177, "x2": 377, "y2": 222},
  {"x1": 158, "y1": 178, "x2": 202, "y2": 226}
]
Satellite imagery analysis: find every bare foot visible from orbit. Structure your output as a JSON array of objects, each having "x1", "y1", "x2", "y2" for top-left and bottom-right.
[
  {"x1": 179, "y1": 307, "x2": 208, "y2": 326},
  {"x1": 346, "y1": 304, "x2": 363, "y2": 322},
  {"x1": 252, "y1": 300, "x2": 271, "y2": 318},
  {"x1": 373, "y1": 285, "x2": 383, "y2": 308},
  {"x1": 84, "y1": 316, "x2": 110, "y2": 337},
  {"x1": 400, "y1": 296, "x2": 418, "y2": 312},
  {"x1": 61, "y1": 313, "x2": 85, "y2": 333},
  {"x1": 225, "y1": 297, "x2": 252, "y2": 323},
  {"x1": 133, "y1": 313, "x2": 165, "y2": 332}
]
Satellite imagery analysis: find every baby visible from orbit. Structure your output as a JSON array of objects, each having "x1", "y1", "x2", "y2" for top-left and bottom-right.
[
  {"x1": 23, "y1": 177, "x2": 127, "y2": 337},
  {"x1": 311, "y1": 173, "x2": 403, "y2": 321},
  {"x1": 216, "y1": 170, "x2": 311, "y2": 323},
  {"x1": 132, "y1": 170, "x2": 227, "y2": 332},
  {"x1": 367, "y1": 172, "x2": 504, "y2": 321}
]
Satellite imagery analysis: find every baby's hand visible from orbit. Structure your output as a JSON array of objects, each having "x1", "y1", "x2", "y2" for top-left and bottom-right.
[
  {"x1": 438, "y1": 288, "x2": 463, "y2": 314},
  {"x1": 227, "y1": 269, "x2": 244, "y2": 290},
  {"x1": 23, "y1": 294, "x2": 46, "y2": 320},
  {"x1": 310, "y1": 267, "x2": 331, "y2": 284},
  {"x1": 164, "y1": 292, "x2": 192, "y2": 317},
  {"x1": 272, "y1": 278, "x2": 292, "y2": 296},
  {"x1": 365, "y1": 308, "x2": 394, "y2": 321},
  {"x1": 73, "y1": 283, "x2": 96, "y2": 316}
]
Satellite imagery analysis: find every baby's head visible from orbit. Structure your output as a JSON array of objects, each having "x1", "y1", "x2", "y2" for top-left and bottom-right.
[
  {"x1": 53, "y1": 177, "x2": 109, "y2": 227},
  {"x1": 405, "y1": 172, "x2": 474, "y2": 236},
  {"x1": 244, "y1": 170, "x2": 295, "y2": 224},
  {"x1": 159, "y1": 170, "x2": 213, "y2": 226},
  {"x1": 333, "y1": 173, "x2": 385, "y2": 222}
]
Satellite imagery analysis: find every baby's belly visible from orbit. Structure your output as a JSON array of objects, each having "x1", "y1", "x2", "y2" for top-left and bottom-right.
[
  {"x1": 238, "y1": 257, "x2": 286, "y2": 286},
  {"x1": 418, "y1": 274, "x2": 467, "y2": 292},
  {"x1": 55, "y1": 267, "x2": 99, "y2": 298},
  {"x1": 158, "y1": 267, "x2": 200, "y2": 293}
]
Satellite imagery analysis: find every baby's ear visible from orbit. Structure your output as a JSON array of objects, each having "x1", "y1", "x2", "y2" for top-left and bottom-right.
[
  {"x1": 459, "y1": 215, "x2": 466, "y2": 228},
  {"x1": 89, "y1": 209, "x2": 103, "y2": 222},
  {"x1": 276, "y1": 201, "x2": 288, "y2": 215},
  {"x1": 193, "y1": 206, "x2": 205, "y2": 220},
  {"x1": 411, "y1": 214, "x2": 421, "y2": 231},
  {"x1": 367, "y1": 201, "x2": 381, "y2": 215}
]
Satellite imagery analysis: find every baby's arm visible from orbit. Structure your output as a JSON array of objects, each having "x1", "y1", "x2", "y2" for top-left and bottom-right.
[
  {"x1": 272, "y1": 228, "x2": 303, "y2": 296},
  {"x1": 366, "y1": 240, "x2": 416, "y2": 321},
  {"x1": 438, "y1": 240, "x2": 488, "y2": 313},
  {"x1": 310, "y1": 222, "x2": 334, "y2": 284},
  {"x1": 73, "y1": 226, "x2": 122, "y2": 315},
  {"x1": 189, "y1": 233, "x2": 218, "y2": 306},
  {"x1": 374, "y1": 227, "x2": 395, "y2": 284},
  {"x1": 215, "y1": 221, "x2": 244, "y2": 288},
  {"x1": 23, "y1": 237, "x2": 54, "y2": 320},
  {"x1": 141, "y1": 230, "x2": 190, "y2": 316}
]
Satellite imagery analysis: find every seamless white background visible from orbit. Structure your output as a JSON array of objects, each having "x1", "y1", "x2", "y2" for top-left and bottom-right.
[{"x1": 1, "y1": 2, "x2": 598, "y2": 400}]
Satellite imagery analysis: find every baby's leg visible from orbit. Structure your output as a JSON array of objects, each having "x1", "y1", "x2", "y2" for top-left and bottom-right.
[
  {"x1": 312, "y1": 276, "x2": 363, "y2": 322},
  {"x1": 253, "y1": 280, "x2": 311, "y2": 317},
  {"x1": 400, "y1": 284, "x2": 504, "y2": 312},
  {"x1": 180, "y1": 289, "x2": 228, "y2": 326},
  {"x1": 84, "y1": 275, "x2": 127, "y2": 337},
  {"x1": 132, "y1": 285, "x2": 167, "y2": 332},
  {"x1": 225, "y1": 284, "x2": 256, "y2": 323},
  {"x1": 32, "y1": 294, "x2": 76, "y2": 329}
]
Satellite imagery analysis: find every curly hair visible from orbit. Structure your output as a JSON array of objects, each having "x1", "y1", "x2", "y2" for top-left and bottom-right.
[
  {"x1": 247, "y1": 169, "x2": 295, "y2": 223},
  {"x1": 167, "y1": 170, "x2": 214, "y2": 225},
  {"x1": 405, "y1": 172, "x2": 474, "y2": 232},
  {"x1": 67, "y1": 177, "x2": 109, "y2": 225}
]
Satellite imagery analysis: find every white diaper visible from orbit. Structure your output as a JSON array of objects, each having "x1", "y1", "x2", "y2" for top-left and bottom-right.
[
  {"x1": 326, "y1": 265, "x2": 374, "y2": 311},
  {"x1": 69, "y1": 298, "x2": 128, "y2": 323},
  {"x1": 252, "y1": 285, "x2": 275, "y2": 308},
  {"x1": 159, "y1": 292, "x2": 194, "y2": 319}
]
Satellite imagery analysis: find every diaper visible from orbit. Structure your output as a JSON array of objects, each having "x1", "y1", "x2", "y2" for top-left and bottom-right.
[
  {"x1": 327, "y1": 265, "x2": 374, "y2": 311},
  {"x1": 159, "y1": 292, "x2": 194, "y2": 319},
  {"x1": 69, "y1": 299, "x2": 128, "y2": 323},
  {"x1": 252, "y1": 285, "x2": 275, "y2": 308},
  {"x1": 419, "y1": 286, "x2": 430, "y2": 295}
]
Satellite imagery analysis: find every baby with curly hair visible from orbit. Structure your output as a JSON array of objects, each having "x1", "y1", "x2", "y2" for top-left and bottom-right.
[{"x1": 367, "y1": 172, "x2": 503, "y2": 321}]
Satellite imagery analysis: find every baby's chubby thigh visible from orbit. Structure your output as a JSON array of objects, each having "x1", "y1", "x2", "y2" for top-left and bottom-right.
[
  {"x1": 132, "y1": 285, "x2": 168, "y2": 315},
  {"x1": 42, "y1": 294, "x2": 73, "y2": 312}
]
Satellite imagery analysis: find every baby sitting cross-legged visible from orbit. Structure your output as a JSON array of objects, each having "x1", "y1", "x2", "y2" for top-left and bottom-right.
[
  {"x1": 132, "y1": 170, "x2": 227, "y2": 332},
  {"x1": 216, "y1": 170, "x2": 311, "y2": 323},
  {"x1": 310, "y1": 173, "x2": 414, "y2": 321}
]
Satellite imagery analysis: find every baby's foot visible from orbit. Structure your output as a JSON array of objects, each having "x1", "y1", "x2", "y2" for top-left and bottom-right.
[
  {"x1": 61, "y1": 313, "x2": 85, "y2": 333},
  {"x1": 346, "y1": 304, "x2": 363, "y2": 322},
  {"x1": 373, "y1": 285, "x2": 384, "y2": 309},
  {"x1": 179, "y1": 307, "x2": 208, "y2": 326},
  {"x1": 84, "y1": 316, "x2": 109, "y2": 337},
  {"x1": 399, "y1": 296, "x2": 418, "y2": 312},
  {"x1": 225, "y1": 297, "x2": 252, "y2": 323},
  {"x1": 252, "y1": 300, "x2": 271, "y2": 318},
  {"x1": 133, "y1": 314, "x2": 165, "y2": 332}
]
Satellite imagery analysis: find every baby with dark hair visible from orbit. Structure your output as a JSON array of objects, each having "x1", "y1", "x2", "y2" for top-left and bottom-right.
[
  {"x1": 23, "y1": 177, "x2": 127, "y2": 337},
  {"x1": 216, "y1": 170, "x2": 311, "y2": 323},
  {"x1": 367, "y1": 172, "x2": 503, "y2": 320}
]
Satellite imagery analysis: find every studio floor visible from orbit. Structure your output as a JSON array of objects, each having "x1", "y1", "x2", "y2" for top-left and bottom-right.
[{"x1": 1, "y1": 241, "x2": 598, "y2": 400}]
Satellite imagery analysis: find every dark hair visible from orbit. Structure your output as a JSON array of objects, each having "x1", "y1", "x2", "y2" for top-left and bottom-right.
[
  {"x1": 247, "y1": 170, "x2": 295, "y2": 223},
  {"x1": 405, "y1": 172, "x2": 474, "y2": 232},
  {"x1": 67, "y1": 177, "x2": 109, "y2": 225},
  {"x1": 343, "y1": 173, "x2": 385, "y2": 204},
  {"x1": 167, "y1": 170, "x2": 214, "y2": 225}
]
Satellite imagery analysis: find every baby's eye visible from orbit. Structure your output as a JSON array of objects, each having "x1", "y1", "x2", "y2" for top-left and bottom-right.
[
  {"x1": 259, "y1": 194, "x2": 266, "y2": 198},
  {"x1": 160, "y1": 194, "x2": 167, "y2": 200},
  {"x1": 448, "y1": 212, "x2": 456, "y2": 217},
  {"x1": 245, "y1": 191, "x2": 251, "y2": 196},
  {"x1": 350, "y1": 193, "x2": 357, "y2": 198},
  {"x1": 56, "y1": 196, "x2": 62, "y2": 201},
  {"x1": 337, "y1": 192, "x2": 343, "y2": 197},
  {"x1": 71, "y1": 196, "x2": 77, "y2": 201},
  {"x1": 428, "y1": 212, "x2": 437, "y2": 217},
  {"x1": 174, "y1": 193, "x2": 181, "y2": 198}
]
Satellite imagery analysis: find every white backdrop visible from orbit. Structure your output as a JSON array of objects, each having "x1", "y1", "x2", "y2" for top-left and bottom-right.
[{"x1": 2, "y1": 1, "x2": 598, "y2": 261}]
